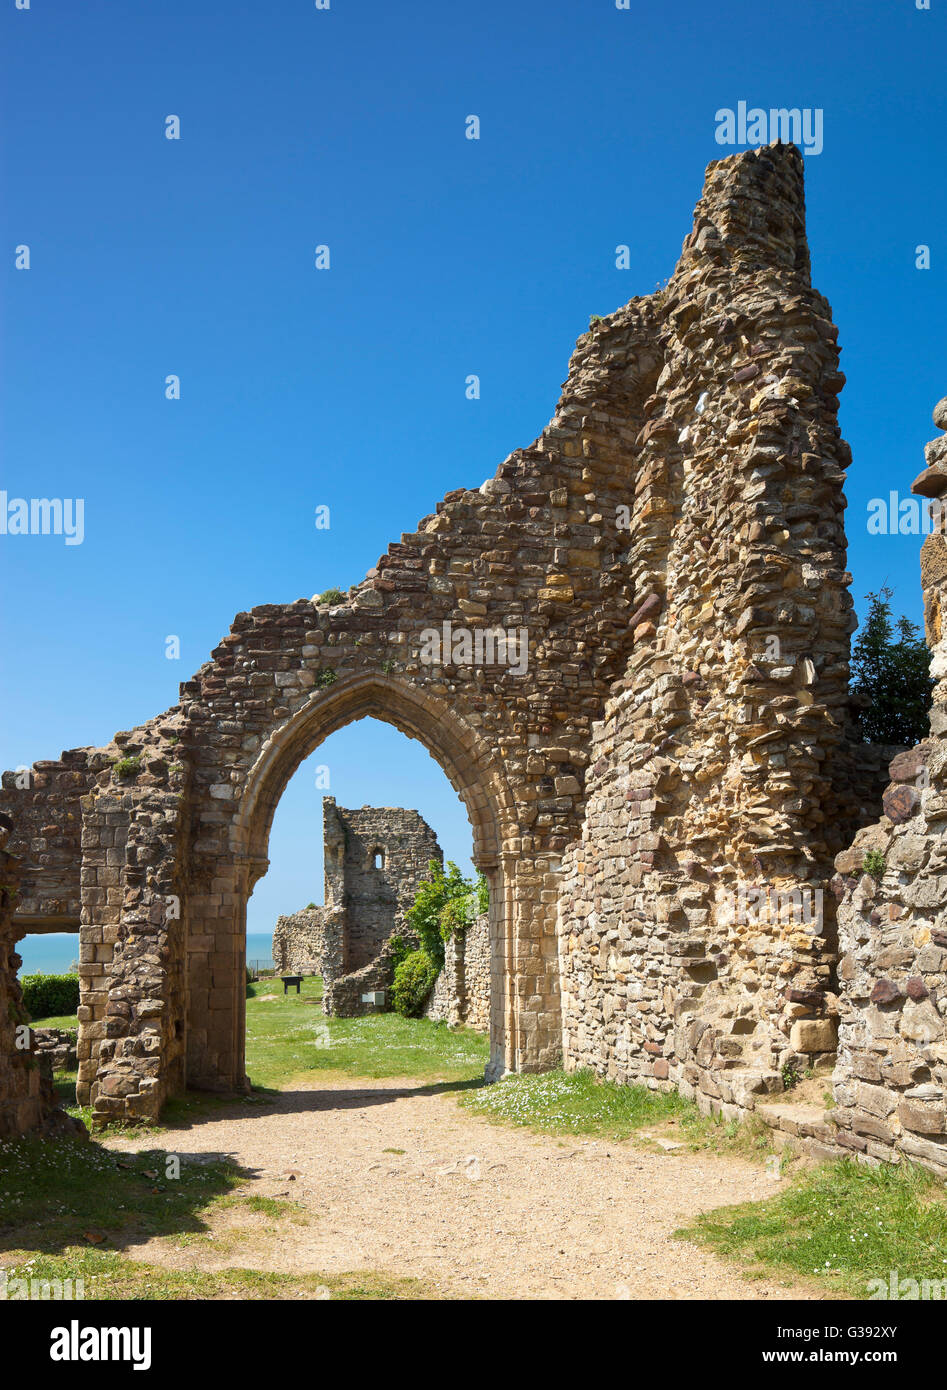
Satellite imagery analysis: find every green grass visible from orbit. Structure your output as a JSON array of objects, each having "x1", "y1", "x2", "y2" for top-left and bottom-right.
[
  {"x1": 242, "y1": 974, "x2": 489, "y2": 1090},
  {"x1": 0, "y1": 1249, "x2": 434, "y2": 1300},
  {"x1": 29, "y1": 1013, "x2": 78, "y2": 1031},
  {"x1": 48, "y1": 974, "x2": 489, "y2": 1130},
  {"x1": 461, "y1": 1067, "x2": 696, "y2": 1138},
  {"x1": 677, "y1": 1158, "x2": 947, "y2": 1298},
  {"x1": 460, "y1": 1067, "x2": 781, "y2": 1164},
  {"x1": 0, "y1": 1132, "x2": 246, "y2": 1254}
]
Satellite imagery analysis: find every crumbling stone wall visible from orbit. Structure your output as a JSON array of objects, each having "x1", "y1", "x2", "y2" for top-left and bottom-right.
[
  {"x1": 828, "y1": 398, "x2": 947, "y2": 1177},
  {"x1": 33, "y1": 1027, "x2": 79, "y2": 1074},
  {"x1": 0, "y1": 750, "x2": 100, "y2": 927},
  {"x1": 0, "y1": 143, "x2": 901, "y2": 1127},
  {"x1": 322, "y1": 797, "x2": 442, "y2": 972},
  {"x1": 424, "y1": 912, "x2": 491, "y2": 1031},
  {"x1": 272, "y1": 796, "x2": 442, "y2": 996},
  {"x1": 272, "y1": 906, "x2": 326, "y2": 975},
  {"x1": 323, "y1": 934, "x2": 405, "y2": 1017},
  {"x1": 558, "y1": 144, "x2": 858, "y2": 1110}
]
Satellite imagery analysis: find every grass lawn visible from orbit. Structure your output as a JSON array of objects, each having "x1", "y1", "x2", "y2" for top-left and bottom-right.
[
  {"x1": 27, "y1": 1013, "x2": 78, "y2": 1031},
  {"x1": 42, "y1": 974, "x2": 490, "y2": 1130},
  {"x1": 0, "y1": 1249, "x2": 433, "y2": 1300},
  {"x1": 461, "y1": 1066, "x2": 779, "y2": 1162},
  {"x1": 677, "y1": 1157, "x2": 947, "y2": 1298},
  {"x1": 242, "y1": 975, "x2": 489, "y2": 1091}
]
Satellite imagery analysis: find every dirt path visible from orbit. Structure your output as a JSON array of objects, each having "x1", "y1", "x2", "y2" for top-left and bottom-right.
[{"x1": 103, "y1": 1076, "x2": 808, "y2": 1300}]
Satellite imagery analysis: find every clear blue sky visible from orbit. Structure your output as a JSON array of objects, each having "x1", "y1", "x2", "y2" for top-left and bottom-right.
[{"x1": 2, "y1": 0, "x2": 944, "y2": 942}]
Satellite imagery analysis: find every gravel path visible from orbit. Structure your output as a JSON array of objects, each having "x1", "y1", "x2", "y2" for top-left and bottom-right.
[{"x1": 104, "y1": 1076, "x2": 808, "y2": 1300}]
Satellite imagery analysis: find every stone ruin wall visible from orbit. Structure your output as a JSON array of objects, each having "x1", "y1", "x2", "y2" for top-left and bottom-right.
[
  {"x1": 424, "y1": 911, "x2": 491, "y2": 1032},
  {"x1": 826, "y1": 398, "x2": 947, "y2": 1178},
  {"x1": 323, "y1": 798, "x2": 442, "y2": 973},
  {"x1": 557, "y1": 144, "x2": 859, "y2": 1110},
  {"x1": 0, "y1": 143, "x2": 921, "y2": 1136},
  {"x1": 1, "y1": 715, "x2": 193, "y2": 1124},
  {"x1": 272, "y1": 906, "x2": 326, "y2": 976},
  {"x1": 272, "y1": 797, "x2": 444, "y2": 1014}
]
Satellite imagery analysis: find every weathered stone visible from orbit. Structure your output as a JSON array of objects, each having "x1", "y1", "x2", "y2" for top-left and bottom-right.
[
  {"x1": 888, "y1": 748, "x2": 928, "y2": 783},
  {"x1": 898, "y1": 1098, "x2": 947, "y2": 1135},
  {"x1": 911, "y1": 465, "x2": 947, "y2": 499},
  {"x1": 883, "y1": 784, "x2": 920, "y2": 825},
  {"x1": 789, "y1": 1019, "x2": 837, "y2": 1053}
]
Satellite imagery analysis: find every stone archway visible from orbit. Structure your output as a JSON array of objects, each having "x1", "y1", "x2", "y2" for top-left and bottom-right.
[{"x1": 220, "y1": 673, "x2": 519, "y2": 1090}]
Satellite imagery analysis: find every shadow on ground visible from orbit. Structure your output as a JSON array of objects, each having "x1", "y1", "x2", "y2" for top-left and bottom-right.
[
  {"x1": 161, "y1": 1075, "x2": 484, "y2": 1131},
  {"x1": 0, "y1": 1134, "x2": 256, "y2": 1259}
]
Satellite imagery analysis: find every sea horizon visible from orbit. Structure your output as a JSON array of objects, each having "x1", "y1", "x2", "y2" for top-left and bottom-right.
[{"x1": 16, "y1": 932, "x2": 275, "y2": 977}]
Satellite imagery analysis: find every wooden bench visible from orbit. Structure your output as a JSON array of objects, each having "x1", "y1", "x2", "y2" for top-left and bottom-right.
[{"x1": 280, "y1": 974, "x2": 303, "y2": 995}]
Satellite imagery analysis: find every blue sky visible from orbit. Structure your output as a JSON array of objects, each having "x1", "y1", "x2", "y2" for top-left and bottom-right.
[{"x1": 2, "y1": 0, "x2": 944, "y2": 942}]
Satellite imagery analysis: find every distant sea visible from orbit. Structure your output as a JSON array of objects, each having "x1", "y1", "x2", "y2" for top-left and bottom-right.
[{"x1": 17, "y1": 931, "x2": 274, "y2": 976}]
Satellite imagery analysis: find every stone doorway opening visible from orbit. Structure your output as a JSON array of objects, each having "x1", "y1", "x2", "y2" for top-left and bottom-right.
[
  {"x1": 216, "y1": 677, "x2": 515, "y2": 1097},
  {"x1": 260, "y1": 718, "x2": 487, "y2": 1024}
]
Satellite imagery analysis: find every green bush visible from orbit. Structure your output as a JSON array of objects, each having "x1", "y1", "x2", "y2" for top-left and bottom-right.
[
  {"x1": 387, "y1": 933, "x2": 411, "y2": 969},
  {"x1": 389, "y1": 864, "x2": 490, "y2": 1019},
  {"x1": 112, "y1": 756, "x2": 141, "y2": 780},
  {"x1": 390, "y1": 949, "x2": 440, "y2": 1018},
  {"x1": 316, "y1": 588, "x2": 345, "y2": 606},
  {"x1": 20, "y1": 973, "x2": 80, "y2": 1020},
  {"x1": 405, "y1": 860, "x2": 488, "y2": 972}
]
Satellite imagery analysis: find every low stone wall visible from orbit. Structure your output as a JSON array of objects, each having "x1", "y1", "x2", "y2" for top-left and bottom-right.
[
  {"x1": 424, "y1": 913, "x2": 490, "y2": 1031},
  {"x1": 272, "y1": 907, "x2": 327, "y2": 975},
  {"x1": 33, "y1": 1027, "x2": 79, "y2": 1074},
  {"x1": 323, "y1": 935, "x2": 406, "y2": 1018}
]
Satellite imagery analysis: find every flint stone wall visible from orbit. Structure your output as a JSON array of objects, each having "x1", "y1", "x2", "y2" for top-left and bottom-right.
[
  {"x1": 272, "y1": 907, "x2": 326, "y2": 976},
  {"x1": 828, "y1": 400, "x2": 947, "y2": 1177},
  {"x1": 424, "y1": 912, "x2": 491, "y2": 1031}
]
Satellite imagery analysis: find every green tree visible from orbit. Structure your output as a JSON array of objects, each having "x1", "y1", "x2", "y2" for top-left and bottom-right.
[{"x1": 850, "y1": 587, "x2": 933, "y2": 745}]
